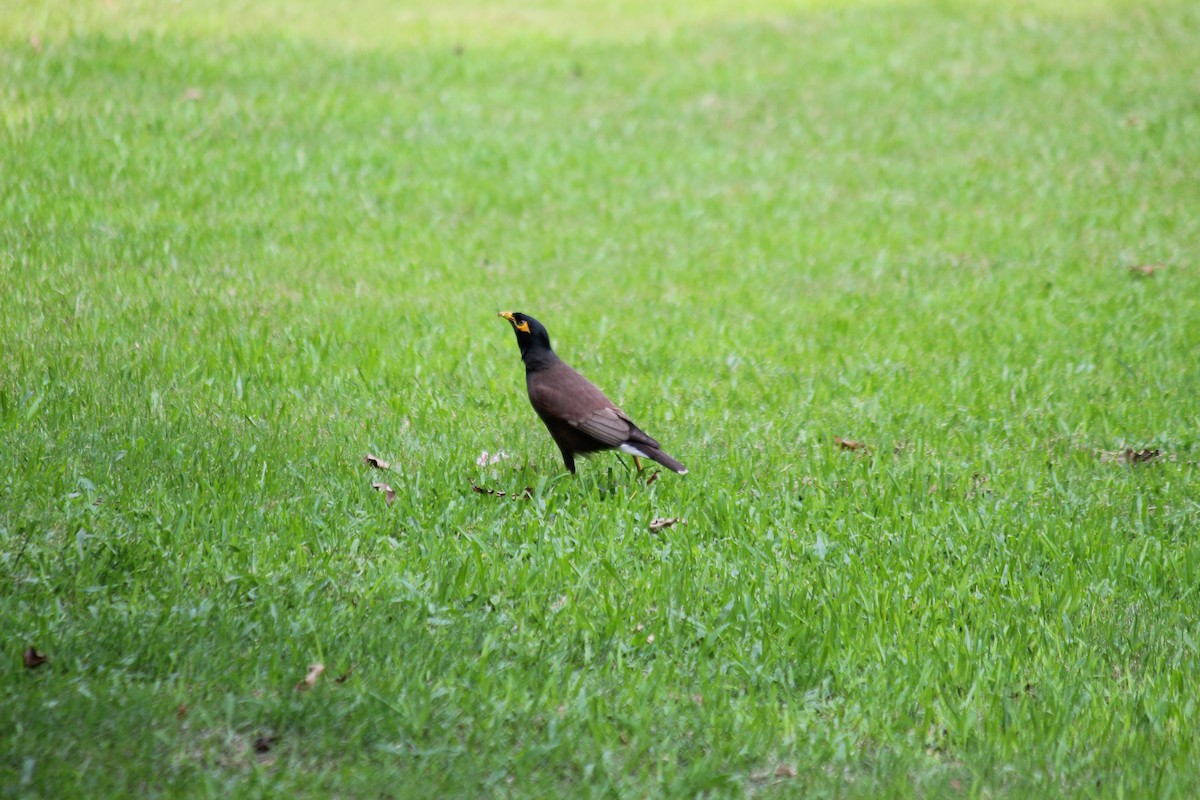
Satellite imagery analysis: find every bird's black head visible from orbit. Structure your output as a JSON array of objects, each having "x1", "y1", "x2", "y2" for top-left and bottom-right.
[{"x1": 498, "y1": 311, "x2": 556, "y2": 368}]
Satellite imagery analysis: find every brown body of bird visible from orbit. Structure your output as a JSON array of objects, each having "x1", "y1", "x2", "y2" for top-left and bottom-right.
[{"x1": 498, "y1": 312, "x2": 687, "y2": 475}]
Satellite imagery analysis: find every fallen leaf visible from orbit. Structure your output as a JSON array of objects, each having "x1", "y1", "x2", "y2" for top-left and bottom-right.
[
  {"x1": 471, "y1": 482, "x2": 532, "y2": 500},
  {"x1": 1123, "y1": 448, "x2": 1161, "y2": 464},
  {"x1": 644, "y1": 470, "x2": 661, "y2": 485},
  {"x1": 1129, "y1": 264, "x2": 1163, "y2": 277},
  {"x1": 182, "y1": 87, "x2": 203, "y2": 102},
  {"x1": 334, "y1": 666, "x2": 354, "y2": 684},
  {"x1": 253, "y1": 734, "x2": 276, "y2": 753},
  {"x1": 29, "y1": 33, "x2": 42, "y2": 52},
  {"x1": 175, "y1": 703, "x2": 188, "y2": 720},
  {"x1": 834, "y1": 437, "x2": 867, "y2": 451},
  {"x1": 775, "y1": 764, "x2": 798, "y2": 779},
  {"x1": 295, "y1": 662, "x2": 324, "y2": 691},
  {"x1": 372, "y1": 482, "x2": 396, "y2": 505},
  {"x1": 649, "y1": 517, "x2": 684, "y2": 533},
  {"x1": 23, "y1": 647, "x2": 47, "y2": 669},
  {"x1": 364, "y1": 454, "x2": 389, "y2": 470},
  {"x1": 967, "y1": 472, "x2": 992, "y2": 499},
  {"x1": 1098, "y1": 448, "x2": 1163, "y2": 464}
]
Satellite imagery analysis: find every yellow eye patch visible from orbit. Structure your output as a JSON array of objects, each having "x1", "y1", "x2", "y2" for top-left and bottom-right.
[{"x1": 498, "y1": 311, "x2": 531, "y2": 333}]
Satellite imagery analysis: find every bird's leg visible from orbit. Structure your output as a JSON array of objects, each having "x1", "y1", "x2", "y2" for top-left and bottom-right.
[{"x1": 633, "y1": 456, "x2": 643, "y2": 472}]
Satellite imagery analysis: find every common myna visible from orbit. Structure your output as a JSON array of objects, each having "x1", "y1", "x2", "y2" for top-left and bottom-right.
[{"x1": 498, "y1": 311, "x2": 687, "y2": 475}]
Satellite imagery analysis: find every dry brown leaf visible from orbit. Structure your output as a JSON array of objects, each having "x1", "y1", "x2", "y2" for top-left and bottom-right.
[
  {"x1": 371, "y1": 482, "x2": 396, "y2": 505},
  {"x1": 182, "y1": 87, "x2": 203, "y2": 102},
  {"x1": 967, "y1": 472, "x2": 992, "y2": 499},
  {"x1": 295, "y1": 662, "x2": 325, "y2": 691},
  {"x1": 1129, "y1": 264, "x2": 1163, "y2": 277},
  {"x1": 644, "y1": 470, "x2": 661, "y2": 485},
  {"x1": 23, "y1": 647, "x2": 47, "y2": 669},
  {"x1": 775, "y1": 764, "x2": 798, "y2": 779},
  {"x1": 335, "y1": 666, "x2": 354, "y2": 684},
  {"x1": 649, "y1": 517, "x2": 684, "y2": 533},
  {"x1": 364, "y1": 454, "x2": 389, "y2": 470},
  {"x1": 1098, "y1": 448, "x2": 1163, "y2": 464},
  {"x1": 834, "y1": 437, "x2": 867, "y2": 451},
  {"x1": 471, "y1": 483, "x2": 533, "y2": 500},
  {"x1": 175, "y1": 703, "x2": 188, "y2": 720}
]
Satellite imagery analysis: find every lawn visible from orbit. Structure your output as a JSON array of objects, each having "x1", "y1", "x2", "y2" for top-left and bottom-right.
[{"x1": 3, "y1": 0, "x2": 1199, "y2": 796}]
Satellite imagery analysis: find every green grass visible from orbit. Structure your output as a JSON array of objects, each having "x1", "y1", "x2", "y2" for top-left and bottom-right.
[{"x1": 3, "y1": 0, "x2": 1200, "y2": 795}]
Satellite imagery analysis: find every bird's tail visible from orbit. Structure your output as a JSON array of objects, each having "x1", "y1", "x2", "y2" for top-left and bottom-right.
[{"x1": 645, "y1": 447, "x2": 687, "y2": 475}]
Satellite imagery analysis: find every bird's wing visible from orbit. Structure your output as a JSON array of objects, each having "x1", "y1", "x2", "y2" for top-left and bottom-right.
[
  {"x1": 575, "y1": 406, "x2": 661, "y2": 450},
  {"x1": 528, "y1": 363, "x2": 659, "y2": 449},
  {"x1": 574, "y1": 406, "x2": 635, "y2": 447},
  {"x1": 528, "y1": 363, "x2": 611, "y2": 417}
]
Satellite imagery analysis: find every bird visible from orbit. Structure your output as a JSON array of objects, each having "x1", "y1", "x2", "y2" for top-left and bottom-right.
[{"x1": 498, "y1": 311, "x2": 687, "y2": 475}]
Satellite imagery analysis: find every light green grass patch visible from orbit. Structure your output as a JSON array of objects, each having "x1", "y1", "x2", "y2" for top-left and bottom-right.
[{"x1": 2, "y1": 0, "x2": 1199, "y2": 796}]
